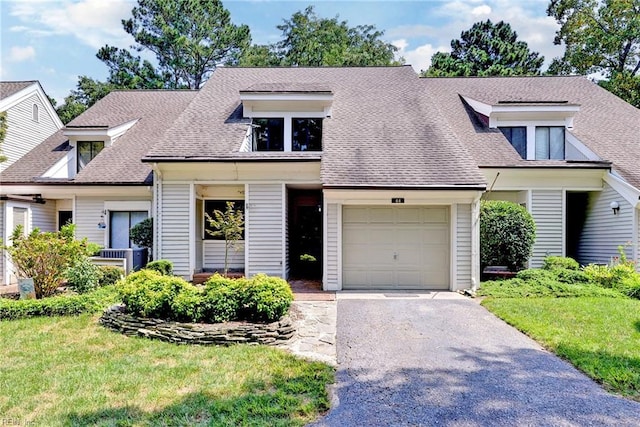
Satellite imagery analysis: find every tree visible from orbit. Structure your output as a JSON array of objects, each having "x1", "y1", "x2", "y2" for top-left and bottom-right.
[
  {"x1": 547, "y1": 0, "x2": 640, "y2": 107},
  {"x1": 0, "y1": 111, "x2": 7, "y2": 163},
  {"x1": 130, "y1": 217, "x2": 154, "y2": 262},
  {"x1": 239, "y1": 6, "x2": 400, "y2": 67},
  {"x1": 57, "y1": 0, "x2": 250, "y2": 123},
  {"x1": 205, "y1": 202, "x2": 244, "y2": 276},
  {"x1": 424, "y1": 20, "x2": 544, "y2": 77}
]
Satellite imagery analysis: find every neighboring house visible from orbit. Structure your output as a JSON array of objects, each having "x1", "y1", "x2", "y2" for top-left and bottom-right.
[
  {"x1": 0, "y1": 81, "x2": 62, "y2": 172},
  {"x1": 1, "y1": 67, "x2": 639, "y2": 290}
]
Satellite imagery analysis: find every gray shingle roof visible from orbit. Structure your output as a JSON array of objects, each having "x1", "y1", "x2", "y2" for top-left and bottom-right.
[
  {"x1": 146, "y1": 66, "x2": 486, "y2": 188},
  {"x1": 423, "y1": 76, "x2": 635, "y2": 182},
  {"x1": 1, "y1": 90, "x2": 196, "y2": 185},
  {"x1": 0, "y1": 81, "x2": 36, "y2": 100}
]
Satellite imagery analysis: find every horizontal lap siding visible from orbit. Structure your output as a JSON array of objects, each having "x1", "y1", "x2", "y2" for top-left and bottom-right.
[
  {"x1": 530, "y1": 190, "x2": 563, "y2": 268},
  {"x1": 247, "y1": 184, "x2": 283, "y2": 277},
  {"x1": 203, "y1": 240, "x2": 245, "y2": 270},
  {"x1": 31, "y1": 202, "x2": 56, "y2": 233},
  {"x1": 75, "y1": 198, "x2": 106, "y2": 245},
  {"x1": 325, "y1": 203, "x2": 339, "y2": 289},
  {"x1": 456, "y1": 204, "x2": 472, "y2": 289},
  {"x1": 578, "y1": 183, "x2": 633, "y2": 265},
  {"x1": 160, "y1": 184, "x2": 191, "y2": 278}
]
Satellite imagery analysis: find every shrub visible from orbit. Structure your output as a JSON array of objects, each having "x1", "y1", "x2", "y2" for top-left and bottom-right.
[
  {"x1": 4, "y1": 224, "x2": 96, "y2": 298},
  {"x1": 203, "y1": 274, "x2": 245, "y2": 323},
  {"x1": 543, "y1": 256, "x2": 579, "y2": 271},
  {"x1": 480, "y1": 200, "x2": 536, "y2": 272},
  {"x1": 117, "y1": 270, "x2": 192, "y2": 319},
  {"x1": 0, "y1": 286, "x2": 120, "y2": 320},
  {"x1": 130, "y1": 218, "x2": 153, "y2": 253},
  {"x1": 478, "y1": 277, "x2": 625, "y2": 299},
  {"x1": 66, "y1": 257, "x2": 102, "y2": 294},
  {"x1": 554, "y1": 268, "x2": 590, "y2": 284},
  {"x1": 145, "y1": 260, "x2": 173, "y2": 276},
  {"x1": 241, "y1": 274, "x2": 294, "y2": 322},
  {"x1": 171, "y1": 286, "x2": 205, "y2": 322},
  {"x1": 98, "y1": 266, "x2": 124, "y2": 287}
]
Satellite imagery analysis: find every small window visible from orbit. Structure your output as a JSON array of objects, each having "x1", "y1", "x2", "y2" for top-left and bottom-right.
[
  {"x1": 58, "y1": 211, "x2": 73, "y2": 231},
  {"x1": 499, "y1": 127, "x2": 527, "y2": 159},
  {"x1": 292, "y1": 118, "x2": 322, "y2": 151},
  {"x1": 535, "y1": 127, "x2": 565, "y2": 160},
  {"x1": 32, "y1": 103, "x2": 39, "y2": 122},
  {"x1": 252, "y1": 118, "x2": 284, "y2": 151},
  {"x1": 77, "y1": 141, "x2": 105, "y2": 171},
  {"x1": 204, "y1": 200, "x2": 245, "y2": 240}
]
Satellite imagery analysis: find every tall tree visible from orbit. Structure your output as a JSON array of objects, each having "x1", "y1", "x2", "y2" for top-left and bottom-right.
[
  {"x1": 57, "y1": 0, "x2": 250, "y2": 123},
  {"x1": 424, "y1": 20, "x2": 544, "y2": 77},
  {"x1": 547, "y1": 0, "x2": 640, "y2": 107},
  {"x1": 239, "y1": 6, "x2": 400, "y2": 67}
]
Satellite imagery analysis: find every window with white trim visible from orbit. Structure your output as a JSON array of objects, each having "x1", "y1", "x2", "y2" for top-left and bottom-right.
[
  {"x1": 535, "y1": 126, "x2": 565, "y2": 160},
  {"x1": 77, "y1": 141, "x2": 104, "y2": 171}
]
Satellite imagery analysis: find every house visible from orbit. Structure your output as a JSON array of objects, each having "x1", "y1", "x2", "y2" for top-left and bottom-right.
[
  {"x1": 1, "y1": 67, "x2": 639, "y2": 289},
  {"x1": 0, "y1": 81, "x2": 62, "y2": 172}
]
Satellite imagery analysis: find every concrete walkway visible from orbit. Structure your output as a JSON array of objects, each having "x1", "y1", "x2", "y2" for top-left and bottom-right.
[{"x1": 311, "y1": 292, "x2": 640, "y2": 426}]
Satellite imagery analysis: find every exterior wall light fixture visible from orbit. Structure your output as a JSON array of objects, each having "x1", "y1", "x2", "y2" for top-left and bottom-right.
[{"x1": 610, "y1": 201, "x2": 620, "y2": 215}]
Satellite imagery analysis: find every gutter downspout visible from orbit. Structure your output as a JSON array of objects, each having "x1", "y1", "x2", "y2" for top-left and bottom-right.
[
  {"x1": 471, "y1": 193, "x2": 482, "y2": 292},
  {"x1": 152, "y1": 163, "x2": 162, "y2": 261}
]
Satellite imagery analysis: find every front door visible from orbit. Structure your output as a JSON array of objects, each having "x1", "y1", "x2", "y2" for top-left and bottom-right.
[{"x1": 288, "y1": 190, "x2": 323, "y2": 279}]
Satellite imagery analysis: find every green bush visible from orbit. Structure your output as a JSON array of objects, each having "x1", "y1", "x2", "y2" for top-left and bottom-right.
[
  {"x1": 130, "y1": 218, "x2": 153, "y2": 252},
  {"x1": 554, "y1": 268, "x2": 590, "y2": 284},
  {"x1": 478, "y1": 277, "x2": 625, "y2": 299},
  {"x1": 480, "y1": 200, "x2": 536, "y2": 272},
  {"x1": 98, "y1": 266, "x2": 124, "y2": 287},
  {"x1": 145, "y1": 260, "x2": 173, "y2": 276},
  {"x1": 0, "y1": 286, "x2": 120, "y2": 320},
  {"x1": 203, "y1": 274, "x2": 245, "y2": 323},
  {"x1": 240, "y1": 274, "x2": 294, "y2": 322},
  {"x1": 543, "y1": 256, "x2": 580, "y2": 271},
  {"x1": 117, "y1": 270, "x2": 192, "y2": 319},
  {"x1": 66, "y1": 257, "x2": 101, "y2": 294},
  {"x1": 584, "y1": 262, "x2": 640, "y2": 299},
  {"x1": 171, "y1": 286, "x2": 205, "y2": 322}
]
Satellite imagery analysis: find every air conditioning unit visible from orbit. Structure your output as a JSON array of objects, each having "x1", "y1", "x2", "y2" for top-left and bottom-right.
[{"x1": 100, "y1": 248, "x2": 148, "y2": 274}]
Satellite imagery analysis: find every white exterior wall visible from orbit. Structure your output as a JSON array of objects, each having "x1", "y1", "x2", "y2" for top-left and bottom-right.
[
  {"x1": 2, "y1": 93, "x2": 60, "y2": 172},
  {"x1": 530, "y1": 190, "x2": 564, "y2": 267},
  {"x1": 203, "y1": 241, "x2": 245, "y2": 270},
  {"x1": 578, "y1": 183, "x2": 634, "y2": 265},
  {"x1": 246, "y1": 184, "x2": 284, "y2": 277},
  {"x1": 31, "y1": 202, "x2": 56, "y2": 232},
  {"x1": 195, "y1": 198, "x2": 203, "y2": 272},
  {"x1": 158, "y1": 183, "x2": 191, "y2": 279},
  {"x1": 456, "y1": 204, "x2": 472, "y2": 289},
  {"x1": 0, "y1": 202, "x2": 4, "y2": 285},
  {"x1": 324, "y1": 203, "x2": 339, "y2": 290}
]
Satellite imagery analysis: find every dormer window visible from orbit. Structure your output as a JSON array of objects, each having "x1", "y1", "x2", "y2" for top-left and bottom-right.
[
  {"x1": 77, "y1": 141, "x2": 104, "y2": 171},
  {"x1": 252, "y1": 118, "x2": 284, "y2": 151},
  {"x1": 535, "y1": 126, "x2": 565, "y2": 160},
  {"x1": 292, "y1": 118, "x2": 322, "y2": 151},
  {"x1": 499, "y1": 127, "x2": 527, "y2": 159}
]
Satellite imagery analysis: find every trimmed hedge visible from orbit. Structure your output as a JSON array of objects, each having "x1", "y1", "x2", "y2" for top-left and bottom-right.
[
  {"x1": 0, "y1": 286, "x2": 120, "y2": 321},
  {"x1": 145, "y1": 259, "x2": 173, "y2": 276},
  {"x1": 543, "y1": 256, "x2": 580, "y2": 271},
  {"x1": 117, "y1": 271, "x2": 294, "y2": 323}
]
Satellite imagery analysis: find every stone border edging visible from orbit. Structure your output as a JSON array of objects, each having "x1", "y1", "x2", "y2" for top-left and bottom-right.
[{"x1": 99, "y1": 304, "x2": 295, "y2": 345}]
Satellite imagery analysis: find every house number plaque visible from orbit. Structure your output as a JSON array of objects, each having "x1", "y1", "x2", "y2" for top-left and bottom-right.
[{"x1": 391, "y1": 198, "x2": 405, "y2": 204}]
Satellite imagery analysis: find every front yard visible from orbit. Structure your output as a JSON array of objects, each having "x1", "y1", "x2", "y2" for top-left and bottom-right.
[
  {"x1": 479, "y1": 257, "x2": 640, "y2": 401},
  {"x1": 0, "y1": 313, "x2": 334, "y2": 426}
]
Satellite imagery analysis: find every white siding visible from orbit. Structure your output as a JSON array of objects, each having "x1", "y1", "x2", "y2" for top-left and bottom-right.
[
  {"x1": 31, "y1": 202, "x2": 56, "y2": 232},
  {"x1": 0, "y1": 202, "x2": 5, "y2": 285},
  {"x1": 2, "y1": 93, "x2": 60, "y2": 172},
  {"x1": 284, "y1": 189, "x2": 289, "y2": 279},
  {"x1": 159, "y1": 183, "x2": 191, "y2": 278},
  {"x1": 203, "y1": 240, "x2": 245, "y2": 270},
  {"x1": 324, "y1": 203, "x2": 339, "y2": 289},
  {"x1": 195, "y1": 198, "x2": 203, "y2": 272},
  {"x1": 530, "y1": 190, "x2": 564, "y2": 268},
  {"x1": 246, "y1": 184, "x2": 283, "y2": 277},
  {"x1": 578, "y1": 183, "x2": 634, "y2": 265},
  {"x1": 75, "y1": 197, "x2": 106, "y2": 245},
  {"x1": 456, "y1": 204, "x2": 472, "y2": 289}
]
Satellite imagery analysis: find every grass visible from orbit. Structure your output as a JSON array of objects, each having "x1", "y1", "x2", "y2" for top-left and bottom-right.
[
  {"x1": 481, "y1": 297, "x2": 640, "y2": 400},
  {"x1": 0, "y1": 314, "x2": 334, "y2": 426}
]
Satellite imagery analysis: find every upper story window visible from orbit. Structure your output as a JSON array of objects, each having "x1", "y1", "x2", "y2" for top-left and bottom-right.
[
  {"x1": 535, "y1": 126, "x2": 565, "y2": 160},
  {"x1": 252, "y1": 118, "x2": 284, "y2": 151},
  {"x1": 292, "y1": 118, "x2": 322, "y2": 151},
  {"x1": 499, "y1": 127, "x2": 527, "y2": 159},
  {"x1": 77, "y1": 141, "x2": 104, "y2": 171},
  {"x1": 32, "y1": 103, "x2": 39, "y2": 122}
]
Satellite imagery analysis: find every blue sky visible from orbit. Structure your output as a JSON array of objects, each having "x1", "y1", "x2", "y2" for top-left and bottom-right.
[{"x1": 1, "y1": 0, "x2": 564, "y2": 105}]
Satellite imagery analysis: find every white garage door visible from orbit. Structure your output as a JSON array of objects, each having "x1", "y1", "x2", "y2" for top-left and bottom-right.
[{"x1": 342, "y1": 206, "x2": 450, "y2": 290}]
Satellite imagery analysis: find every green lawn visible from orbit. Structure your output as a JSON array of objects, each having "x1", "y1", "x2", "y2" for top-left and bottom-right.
[
  {"x1": 482, "y1": 297, "x2": 640, "y2": 400},
  {"x1": 0, "y1": 314, "x2": 334, "y2": 426}
]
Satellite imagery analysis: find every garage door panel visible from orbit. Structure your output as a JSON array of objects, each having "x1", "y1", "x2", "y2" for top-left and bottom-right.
[{"x1": 342, "y1": 206, "x2": 450, "y2": 290}]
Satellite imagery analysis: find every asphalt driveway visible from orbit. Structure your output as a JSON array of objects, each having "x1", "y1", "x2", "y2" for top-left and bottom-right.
[{"x1": 311, "y1": 292, "x2": 640, "y2": 426}]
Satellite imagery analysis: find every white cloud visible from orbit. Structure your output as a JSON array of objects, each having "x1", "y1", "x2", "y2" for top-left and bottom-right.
[
  {"x1": 471, "y1": 5, "x2": 492, "y2": 16},
  {"x1": 393, "y1": 39, "x2": 449, "y2": 73},
  {"x1": 8, "y1": 0, "x2": 135, "y2": 50},
  {"x1": 8, "y1": 46, "x2": 36, "y2": 62}
]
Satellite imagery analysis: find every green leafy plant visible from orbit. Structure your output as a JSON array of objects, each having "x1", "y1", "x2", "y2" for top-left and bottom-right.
[
  {"x1": 300, "y1": 253, "x2": 317, "y2": 262},
  {"x1": 117, "y1": 270, "x2": 191, "y2": 319},
  {"x1": 205, "y1": 201, "x2": 244, "y2": 276},
  {"x1": 145, "y1": 259, "x2": 173, "y2": 276},
  {"x1": 480, "y1": 200, "x2": 536, "y2": 272},
  {"x1": 4, "y1": 224, "x2": 96, "y2": 298},
  {"x1": 98, "y1": 266, "x2": 124, "y2": 287},
  {"x1": 203, "y1": 274, "x2": 246, "y2": 322},
  {"x1": 66, "y1": 257, "x2": 101, "y2": 294},
  {"x1": 240, "y1": 274, "x2": 294, "y2": 322},
  {"x1": 543, "y1": 256, "x2": 579, "y2": 271},
  {"x1": 130, "y1": 217, "x2": 153, "y2": 257}
]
